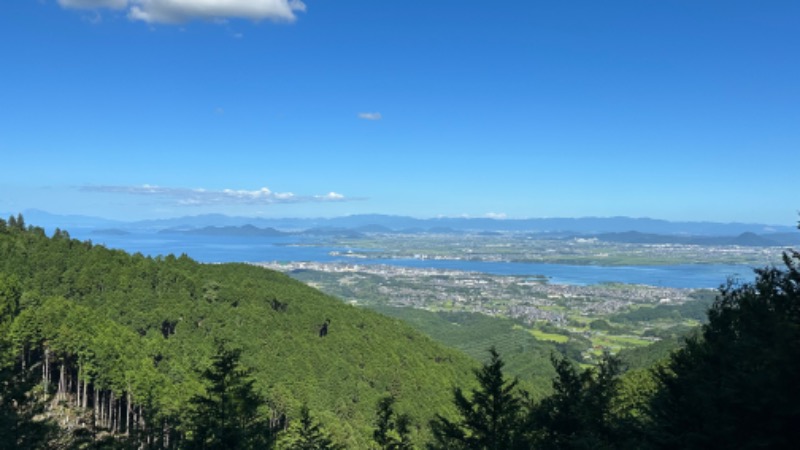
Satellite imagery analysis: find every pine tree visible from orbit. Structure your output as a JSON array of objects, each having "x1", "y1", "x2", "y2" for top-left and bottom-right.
[
  {"x1": 0, "y1": 274, "x2": 21, "y2": 340},
  {"x1": 648, "y1": 250, "x2": 800, "y2": 449},
  {"x1": 373, "y1": 395, "x2": 414, "y2": 450},
  {"x1": 428, "y1": 348, "x2": 524, "y2": 450},
  {"x1": 526, "y1": 353, "x2": 623, "y2": 450},
  {"x1": 282, "y1": 404, "x2": 341, "y2": 450},
  {"x1": 186, "y1": 343, "x2": 274, "y2": 449},
  {"x1": 0, "y1": 274, "x2": 57, "y2": 449}
]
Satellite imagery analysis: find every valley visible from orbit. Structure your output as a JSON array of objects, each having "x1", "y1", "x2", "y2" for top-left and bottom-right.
[{"x1": 261, "y1": 261, "x2": 714, "y2": 365}]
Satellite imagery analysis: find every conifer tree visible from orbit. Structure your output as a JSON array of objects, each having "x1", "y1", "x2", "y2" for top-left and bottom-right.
[
  {"x1": 186, "y1": 344, "x2": 274, "y2": 449},
  {"x1": 428, "y1": 348, "x2": 524, "y2": 450},
  {"x1": 526, "y1": 353, "x2": 623, "y2": 450},
  {"x1": 0, "y1": 364, "x2": 58, "y2": 450},
  {"x1": 0, "y1": 274, "x2": 57, "y2": 449},
  {"x1": 373, "y1": 395, "x2": 413, "y2": 450},
  {"x1": 0, "y1": 274, "x2": 21, "y2": 341},
  {"x1": 282, "y1": 404, "x2": 341, "y2": 450},
  {"x1": 648, "y1": 250, "x2": 800, "y2": 449}
]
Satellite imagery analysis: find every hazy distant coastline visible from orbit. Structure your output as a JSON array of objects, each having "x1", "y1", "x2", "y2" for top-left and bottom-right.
[{"x1": 8, "y1": 209, "x2": 798, "y2": 236}]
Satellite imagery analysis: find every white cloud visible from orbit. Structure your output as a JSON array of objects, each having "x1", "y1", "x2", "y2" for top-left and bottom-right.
[
  {"x1": 315, "y1": 192, "x2": 345, "y2": 201},
  {"x1": 485, "y1": 212, "x2": 507, "y2": 220},
  {"x1": 358, "y1": 112, "x2": 382, "y2": 121},
  {"x1": 59, "y1": 0, "x2": 127, "y2": 9},
  {"x1": 80, "y1": 184, "x2": 355, "y2": 206},
  {"x1": 273, "y1": 192, "x2": 296, "y2": 200},
  {"x1": 58, "y1": 0, "x2": 306, "y2": 24}
]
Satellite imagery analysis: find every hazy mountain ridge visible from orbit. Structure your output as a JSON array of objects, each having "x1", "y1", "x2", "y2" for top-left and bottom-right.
[
  {"x1": 158, "y1": 224, "x2": 289, "y2": 237},
  {"x1": 9, "y1": 209, "x2": 796, "y2": 236}
]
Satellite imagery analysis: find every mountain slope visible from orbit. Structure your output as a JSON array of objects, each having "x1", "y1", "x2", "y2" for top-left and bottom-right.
[
  {"x1": 0, "y1": 218, "x2": 477, "y2": 447},
  {"x1": 368, "y1": 306, "x2": 562, "y2": 398}
]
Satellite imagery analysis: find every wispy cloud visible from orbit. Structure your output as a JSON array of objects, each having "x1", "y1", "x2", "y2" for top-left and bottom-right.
[
  {"x1": 358, "y1": 112, "x2": 382, "y2": 121},
  {"x1": 58, "y1": 0, "x2": 306, "y2": 24},
  {"x1": 59, "y1": 0, "x2": 127, "y2": 9},
  {"x1": 80, "y1": 184, "x2": 357, "y2": 206}
]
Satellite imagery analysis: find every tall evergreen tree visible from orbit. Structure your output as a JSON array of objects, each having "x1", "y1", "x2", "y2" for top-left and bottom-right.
[
  {"x1": 0, "y1": 274, "x2": 21, "y2": 340},
  {"x1": 281, "y1": 404, "x2": 341, "y2": 450},
  {"x1": 186, "y1": 344, "x2": 274, "y2": 450},
  {"x1": 526, "y1": 353, "x2": 625, "y2": 450},
  {"x1": 648, "y1": 250, "x2": 800, "y2": 449},
  {"x1": 0, "y1": 274, "x2": 58, "y2": 449},
  {"x1": 373, "y1": 395, "x2": 413, "y2": 450},
  {"x1": 0, "y1": 364, "x2": 60, "y2": 450},
  {"x1": 428, "y1": 348, "x2": 524, "y2": 450}
]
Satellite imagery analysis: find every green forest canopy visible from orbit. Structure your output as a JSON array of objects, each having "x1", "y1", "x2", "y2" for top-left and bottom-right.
[
  {"x1": 0, "y1": 216, "x2": 478, "y2": 448},
  {"x1": 2, "y1": 214, "x2": 799, "y2": 449}
]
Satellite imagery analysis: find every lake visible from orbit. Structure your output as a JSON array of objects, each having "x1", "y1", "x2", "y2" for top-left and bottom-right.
[{"x1": 77, "y1": 232, "x2": 757, "y2": 289}]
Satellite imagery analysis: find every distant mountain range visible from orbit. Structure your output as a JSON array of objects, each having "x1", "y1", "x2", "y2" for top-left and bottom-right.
[
  {"x1": 158, "y1": 224, "x2": 288, "y2": 237},
  {"x1": 5, "y1": 209, "x2": 799, "y2": 238}
]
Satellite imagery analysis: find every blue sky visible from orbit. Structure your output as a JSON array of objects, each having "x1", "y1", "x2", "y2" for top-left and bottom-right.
[{"x1": 1, "y1": 1, "x2": 798, "y2": 224}]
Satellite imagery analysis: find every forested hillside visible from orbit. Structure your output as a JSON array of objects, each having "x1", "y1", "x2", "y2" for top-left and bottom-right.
[
  {"x1": 367, "y1": 306, "x2": 562, "y2": 397},
  {"x1": 0, "y1": 216, "x2": 477, "y2": 448},
  {"x1": 3, "y1": 214, "x2": 799, "y2": 449}
]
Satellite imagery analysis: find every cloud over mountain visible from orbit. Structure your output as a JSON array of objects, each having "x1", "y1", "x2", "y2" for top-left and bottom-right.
[{"x1": 58, "y1": 0, "x2": 306, "y2": 24}]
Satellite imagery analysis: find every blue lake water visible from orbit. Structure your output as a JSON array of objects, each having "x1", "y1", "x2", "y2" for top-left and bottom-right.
[
  {"x1": 359, "y1": 259, "x2": 753, "y2": 289},
  {"x1": 77, "y1": 232, "x2": 758, "y2": 289}
]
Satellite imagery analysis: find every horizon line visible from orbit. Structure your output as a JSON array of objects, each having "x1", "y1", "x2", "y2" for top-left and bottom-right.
[{"x1": 2, "y1": 208, "x2": 796, "y2": 228}]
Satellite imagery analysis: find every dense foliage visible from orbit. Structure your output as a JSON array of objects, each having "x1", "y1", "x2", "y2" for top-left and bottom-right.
[
  {"x1": 428, "y1": 348, "x2": 525, "y2": 450},
  {"x1": 2, "y1": 214, "x2": 799, "y2": 449},
  {"x1": 372, "y1": 395, "x2": 413, "y2": 450},
  {"x1": 279, "y1": 404, "x2": 341, "y2": 450},
  {"x1": 368, "y1": 307, "x2": 560, "y2": 397},
  {"x1": 0, "y1": 216, "x2": 477, "y2": 448},
  {"x1": 648, "y1": 250, "x2": 800, "y2": 449},
  {"x1": 185, "y1": 345, "x2": 275, "y2": 449},
  {"x1": 427, "y1": 244, "x2": 800, "y2": 448}
]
